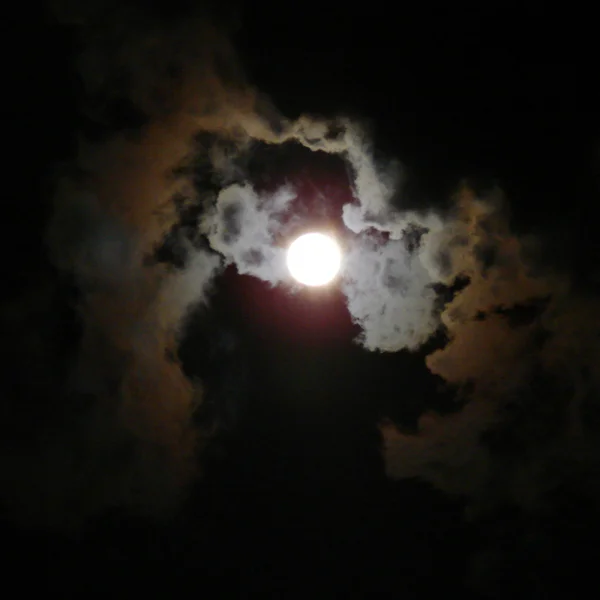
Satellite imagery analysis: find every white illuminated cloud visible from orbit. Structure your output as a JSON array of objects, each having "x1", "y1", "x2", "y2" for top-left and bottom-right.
[{"x1": 286, "y1": 232, "x2": 342, "y2": 287}]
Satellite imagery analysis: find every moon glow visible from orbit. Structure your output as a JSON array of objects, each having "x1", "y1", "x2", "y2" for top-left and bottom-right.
[{"x1": 286, "y1": 232, "x2": 342, "y2": 286}]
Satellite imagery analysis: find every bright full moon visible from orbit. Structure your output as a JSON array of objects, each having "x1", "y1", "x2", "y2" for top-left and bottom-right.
[{"x1": 286, "y1": 232, "x2": 342, "y2": 286}]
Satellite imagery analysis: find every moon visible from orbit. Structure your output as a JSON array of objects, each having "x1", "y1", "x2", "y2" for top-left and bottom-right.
[{"x1": 286, "y1": 232, "x2": 342, "y2": 286}]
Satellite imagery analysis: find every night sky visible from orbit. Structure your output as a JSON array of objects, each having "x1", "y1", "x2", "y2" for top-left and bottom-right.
[{"x1": 4, "y1": 2, "x2": 600, "y2": 597}]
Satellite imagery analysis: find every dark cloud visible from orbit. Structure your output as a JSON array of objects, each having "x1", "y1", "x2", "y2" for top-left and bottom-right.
[
  {"x1": 381, "y1": 187, "x2": 600, "y2": 537},
  {"x1": 1, "y1": 0, "x2": 259, "y2": 528}
]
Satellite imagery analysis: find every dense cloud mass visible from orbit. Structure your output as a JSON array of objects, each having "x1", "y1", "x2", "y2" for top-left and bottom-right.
[
  {"x1": 201, "y1": 184, "x2": 295, "y2": 284},
  {"x1": 4, "y1": 1, "x2": 599, "y2": 544},
  {"x1": 341, "y1": 234, "x2": 440, "y2": 351}
]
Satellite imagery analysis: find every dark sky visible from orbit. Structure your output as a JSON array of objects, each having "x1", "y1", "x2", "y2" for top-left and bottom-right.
[{"x1": 4, "y1": 1, "x2": 600, "y2": 597}]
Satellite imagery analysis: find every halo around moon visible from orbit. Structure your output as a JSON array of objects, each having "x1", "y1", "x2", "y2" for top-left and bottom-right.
[{"x1": 286, "y1": 232, "x2": 342, "y2": 286}]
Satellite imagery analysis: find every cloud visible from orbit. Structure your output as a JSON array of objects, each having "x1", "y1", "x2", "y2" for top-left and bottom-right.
[
  {"x1": 380, "y1": 187, "x2": 600, "y2": 529},
  {"x1": 341, "y1": 233, "x2": 440, "y2": 351},
  {"x1": 198, "y1": 117, "x2": 456, "y2": 354},
  {"x1": 201, "y1": 183, "x2": 295, "y2": 284},
  {"x1": 336, "y1": 169, "x2": 600, "y2": 593}
]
